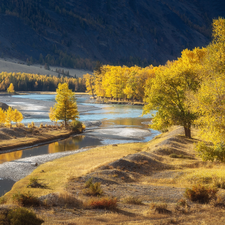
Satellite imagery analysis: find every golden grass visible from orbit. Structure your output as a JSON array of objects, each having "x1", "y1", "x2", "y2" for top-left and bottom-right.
[
  {"x1": 4, "y1": 142, "x2": 145, "y2": 201},
  {"x1": 3, "y1": 126, "x2": 225, "y2": 224},
  {"x1": 178, "y1": 166, "x2": 225, "y2": 185}
]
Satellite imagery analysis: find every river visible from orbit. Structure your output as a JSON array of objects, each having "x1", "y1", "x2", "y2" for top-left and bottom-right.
[{"x1": 0, "y1": 94, "x2": 159, "y2": 196}]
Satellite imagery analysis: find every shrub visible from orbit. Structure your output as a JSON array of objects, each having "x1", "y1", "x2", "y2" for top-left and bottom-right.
[
  {"x1": 86, "y1": 197, "x2": 117, "y2": 210},
  {"x1": 184, "y1": 184, "x2": 218, "y2": 203},
  {"x1": 12, "y1": 192, "x2": 40, "y2": 206},
  {"x1": 6, "y1": 207, "x2": 44, "y2": 225},
  {"x1": 83, "y1": 181, "x2": 103, "y2": 196},
  {"x1": 39, "y1": 123, "x2": 44, "y2": 128},
  {"x1": 27, "y1": 177, "x2": 48, "y2": 189},
  {"x1": 195, "y1": 142, "x2": 225, "y2": 162},
  {"x1": 84, "y1": 177, "x2": 93, "y2": 188},
  {"x1": 122, "y1": 196, "x2": 143, "y2": 205},
  {"x1": 69, "y1": 120, "x2": 85, "y2": 132}
]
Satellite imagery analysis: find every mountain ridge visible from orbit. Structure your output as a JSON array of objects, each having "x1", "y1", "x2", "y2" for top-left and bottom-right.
[{"x1": 0, "y1": 0, "x2": 224, "y2": 69}]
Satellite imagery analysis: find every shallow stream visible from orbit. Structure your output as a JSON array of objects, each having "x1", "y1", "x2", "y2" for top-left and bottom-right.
[{"x1": 0, "y1": 94, "x2": 159, "y2": 196}]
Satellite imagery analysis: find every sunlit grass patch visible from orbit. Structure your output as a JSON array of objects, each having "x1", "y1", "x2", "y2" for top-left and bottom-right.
[
  {"x1": 178, "y1": 167, "x2": 225, "y2": 187},
  {"x1": 121, "y1": 196, "x2": 143, "y2": 205}
]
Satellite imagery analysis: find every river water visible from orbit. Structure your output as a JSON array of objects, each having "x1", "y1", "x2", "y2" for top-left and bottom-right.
[{"x1": 0, "y1": 94, "x2": 159, "y2": 196}]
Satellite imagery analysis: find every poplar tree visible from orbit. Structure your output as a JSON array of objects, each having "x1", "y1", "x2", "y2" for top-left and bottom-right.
[
  {"x1": 143, "y1": 47, "x2": 206, "y2": 138},
  {"x1": 50, "y1": 83, "x2": 79, "y2": 126}
]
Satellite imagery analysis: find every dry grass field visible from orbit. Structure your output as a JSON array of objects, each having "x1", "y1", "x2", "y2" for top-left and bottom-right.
[{"x1": 1, "y1": 126, "x2": 225, "y2": 224}]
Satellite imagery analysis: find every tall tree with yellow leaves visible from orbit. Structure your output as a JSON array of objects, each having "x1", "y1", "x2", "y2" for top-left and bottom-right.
[
  {"x1": 190, "y1": 18, "x2": 225, "y2": 144},
  {"x1": 143, "y1": 47, "x2": 206, "y2": 138},
  {"x1": 50, "y1": 83, "x2": 79, "y2": 126}
]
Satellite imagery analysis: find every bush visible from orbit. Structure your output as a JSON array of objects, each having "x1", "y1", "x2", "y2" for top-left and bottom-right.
[
  {"x1": 85, "y1": 177, "x2": 93, "y2": 188},
  {"x1": 2, "y1": 207, "x2": 44, "y2": 225},
  {"x1": 69, "y1": 120, "x2": 85, "y2": 132},
  {"x1": 12, "y1": 192, "x2": 40, "y2": 206},
  {"x1": 86, "y1": 197, "x2": 117, "y2": 210},
  {"x1": 83, "y1": 181, "x2": 103, "y2": 196},
  {"x1": 27, "y1": 177, "x2": 48, "y2": 189},
  {"x1": 195, "y1": 142, "x2": 225, "y2": 162},
  {"x1": 184, "y1": 184, "x2": 218, "y2": 203},
  {"x1": 122, "y1": 196, "x2": 143, "y2": 205}
]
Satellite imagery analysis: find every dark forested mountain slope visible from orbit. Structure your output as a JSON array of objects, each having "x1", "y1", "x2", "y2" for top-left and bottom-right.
[{"x1": 0, "y1": 0, "x2": 224, "y2": 69}]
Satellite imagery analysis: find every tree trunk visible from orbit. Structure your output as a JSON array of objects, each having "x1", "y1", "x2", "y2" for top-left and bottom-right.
[{"x1": 184, "y1": 126, "x2": 191, "y2": 138}]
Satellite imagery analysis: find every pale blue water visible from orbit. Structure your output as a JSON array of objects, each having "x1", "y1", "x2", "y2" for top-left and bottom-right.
[{"x1": 0, "y1": 94, "x2": 160, "y2": 196}]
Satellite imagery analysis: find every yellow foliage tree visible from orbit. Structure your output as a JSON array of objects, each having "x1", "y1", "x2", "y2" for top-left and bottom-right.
[
  {"x1": 0, "y1": 108, "x2": 6, "y2": 126},
  {"x1": 5, "y1": 107, "x2": 14, "y2": 127},
  {"x1": 49, "y1": 83, "x2": 79, "y2": 126},
  {"x1": 143, "y1": 47, "x2": 206, "y2": 138},
  {"x1": 7, "y1": 83, "x2": 15, "y2": 93},
  {"x1": 12, "y1": 109, "x2": 23, "y2": 126},
  {"x1": 190, "y1": 18, "x2": 225, "y2": 144}
]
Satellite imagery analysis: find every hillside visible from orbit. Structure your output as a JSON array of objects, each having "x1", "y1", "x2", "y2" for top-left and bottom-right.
[{"x1": 0, "y1": 0, "x2": 224, "y2": 69}]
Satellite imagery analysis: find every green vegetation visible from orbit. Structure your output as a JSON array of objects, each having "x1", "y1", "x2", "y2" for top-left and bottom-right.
[{"x1": 195, "y1": 142, "x2": 225, "y2": 163}]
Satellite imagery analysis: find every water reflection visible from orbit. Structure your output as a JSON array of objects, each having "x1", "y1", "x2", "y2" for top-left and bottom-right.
[
  {"x1": 0, "y1": 151, "x2": 23, "y2": 164},
  {"x1": 101, "y1": 117, "x2": 151, "y2": 128},
  {"x1": 48, "y1": 135, "x2": 85, "y2": 153},
  {"x1": 0, "y1": 135, "x2": 103, "y2": 164}
]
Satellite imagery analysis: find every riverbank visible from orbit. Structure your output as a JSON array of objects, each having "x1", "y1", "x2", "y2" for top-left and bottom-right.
[
  {"x1": 0, "y1": 126, "x2": 78, "y2": 152},
  {"x1": 95, "y1": 96, "x2": 145, "y2": 106},
  {"x1": 1, "y1": 126, "x2": 225, "y2": 224}
]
